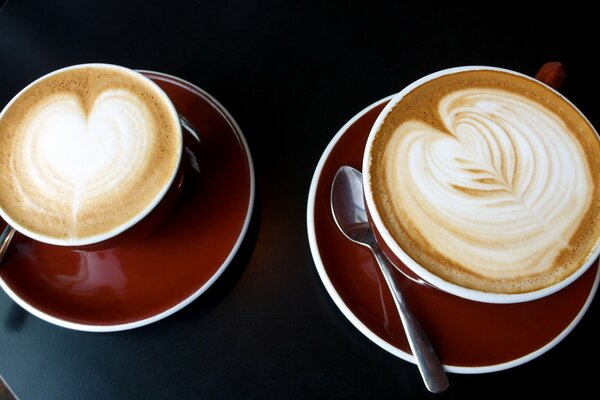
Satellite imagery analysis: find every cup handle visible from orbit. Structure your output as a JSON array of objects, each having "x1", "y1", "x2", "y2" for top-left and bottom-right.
[
  {"x1": 179, "y1": 115, "x2": 202, "y2": 174},
  {"x1": 180, "y1": 115, "x2": 200, "y2": 143},
  {"x1": 535, "y1": 61, "x2": 566, "y2": 90}
]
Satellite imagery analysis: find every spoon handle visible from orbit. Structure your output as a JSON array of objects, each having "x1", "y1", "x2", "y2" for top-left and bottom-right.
[
  {"x1": 371, "y1": 244, "x2": 449, "y2": 393},
  {"x1": 0, "y1": 225, "x2": 16, "y2": 264}
]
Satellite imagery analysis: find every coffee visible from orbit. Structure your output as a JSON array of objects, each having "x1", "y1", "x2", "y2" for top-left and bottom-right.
[
  {"x1": 367, "y1": 68, "x2": 600, "y2": 294},
  {"x1": 0, "y1": 65, "x2": 181, "y2": 245}
]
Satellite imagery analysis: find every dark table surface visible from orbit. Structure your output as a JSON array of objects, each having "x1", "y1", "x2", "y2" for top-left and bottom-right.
[{"x1": 1, "y1": 1, "x2": 599, "y2": 399}]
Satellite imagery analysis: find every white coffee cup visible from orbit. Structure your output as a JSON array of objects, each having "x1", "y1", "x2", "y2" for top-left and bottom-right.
[
  {"x1": 363, "y1": 65, "x2": 600, "y2": 303},
  {"x1": 0, "y1": 63, "x2": 184, "y2": 248}
]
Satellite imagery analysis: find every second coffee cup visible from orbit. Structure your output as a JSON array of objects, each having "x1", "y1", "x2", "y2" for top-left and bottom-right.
[{"x1": 363, "y1": 66, "x2": 600, "y2": 303}]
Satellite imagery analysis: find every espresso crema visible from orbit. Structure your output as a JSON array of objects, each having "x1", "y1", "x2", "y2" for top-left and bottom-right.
[
  {"x1": 0, "y1": 65, "x2": 181, "y2": 243},
  {"x1": 369, "y1": 69, "x2": 600, "y2": 293}
]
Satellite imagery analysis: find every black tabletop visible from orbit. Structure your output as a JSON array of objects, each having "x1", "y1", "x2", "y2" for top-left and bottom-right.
[{"x1": 1, "y1": 1, "x2": 599, "y2": 399}]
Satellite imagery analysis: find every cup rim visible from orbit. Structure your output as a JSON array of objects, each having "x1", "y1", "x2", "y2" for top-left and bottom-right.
[
  {"x1": 362, "y1": 65, "x2": 600, "y2": 304},
  {"x1": 0, "y1": 63, "x2": 183, "y2": 246}
]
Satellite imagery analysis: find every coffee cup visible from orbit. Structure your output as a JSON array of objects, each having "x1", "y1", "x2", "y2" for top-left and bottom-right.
[
  {"x1": 0, "y1": 63, "x2": 186, "y2": 250},
  {"x1": 363, "y1": 65, "x2": 600, "y2": 303}
]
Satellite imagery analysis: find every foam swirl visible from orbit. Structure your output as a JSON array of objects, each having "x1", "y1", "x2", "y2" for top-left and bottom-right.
[{"x1": 384, "y1": 88, "x2": 592, "y2": 280}]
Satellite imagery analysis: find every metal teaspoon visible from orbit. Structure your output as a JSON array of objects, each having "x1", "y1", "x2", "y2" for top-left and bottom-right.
[{"x1": 330, "y1": 166, "x2": 448, "y2": 393}]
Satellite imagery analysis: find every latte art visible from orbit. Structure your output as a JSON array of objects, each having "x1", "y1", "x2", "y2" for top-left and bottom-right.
[
  {"x1": 388, "y1": 88, "x2": 591, "y2": 277},
  {"x1": 369, "y1": 69, "x2": 600, "y2": 294},
  {"x1": 21, "y1": 90, "x2": 153, "y2": 220},
  {"x1": 0, "y1": 65, "x2": 181, "y2": 244}
]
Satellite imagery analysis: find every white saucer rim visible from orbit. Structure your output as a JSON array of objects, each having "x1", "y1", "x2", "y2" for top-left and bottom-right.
[
  {"x1": 306, "y1": 95, "x2": 600, "y2": 374},
  {"x1": 0, "y1": 71, "x2": 256, "y2": 332}
]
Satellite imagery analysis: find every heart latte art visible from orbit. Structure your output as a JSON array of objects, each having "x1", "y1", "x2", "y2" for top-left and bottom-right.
[
  {"x1": 0, "y1": 66, "x2": 181, "y2": 244},
  {"x1": 369, "y1": 70, "x2": 600, "y2": 293}
]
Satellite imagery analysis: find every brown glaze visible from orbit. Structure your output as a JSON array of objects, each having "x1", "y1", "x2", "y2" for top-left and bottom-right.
[
  {"x1": 312, "y1": 99, "x2": 598, "y2": 368},
  {"x1": 0, "y1": 72, "x2": 253, "y2": 328}
]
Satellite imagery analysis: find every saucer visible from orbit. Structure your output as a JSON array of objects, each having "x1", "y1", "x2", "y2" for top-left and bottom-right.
[
  {"x1": 307, "y1": 96, "x2": 600, "y2": 373},
  {"x1": 0, "y1": 71, "x2": 255, "y2": 332}
]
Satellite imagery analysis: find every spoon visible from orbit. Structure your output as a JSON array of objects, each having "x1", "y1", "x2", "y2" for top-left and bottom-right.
[{"x1": 330, "y1": 166, "x2": 448, "y2": 393}]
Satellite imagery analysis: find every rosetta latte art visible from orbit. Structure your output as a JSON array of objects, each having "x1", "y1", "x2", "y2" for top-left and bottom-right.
[{"x1": 385, "y1": 88, "x2": 593, "y2": 279}]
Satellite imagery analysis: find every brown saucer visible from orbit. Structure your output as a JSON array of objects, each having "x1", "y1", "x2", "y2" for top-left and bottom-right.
[
  {"x1": 0, "y1": 72, "x2": 254, "y2": 331},
  {"x1": 307, "y1": 96, "x2": 599, "y2": 373}
]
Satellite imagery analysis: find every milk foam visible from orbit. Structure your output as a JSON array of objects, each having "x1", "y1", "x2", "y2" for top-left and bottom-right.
[
  {"x1": 384, "y1": 88, "x2": 592, "y2": 280},
  {"x1": 0, "y1": 65, "x2": 181, "y2": 243},
  {"x1": 18, "y1": 90, "x2": 152, "y2": 223}
]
